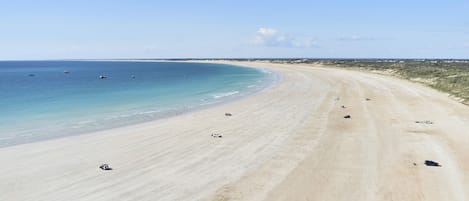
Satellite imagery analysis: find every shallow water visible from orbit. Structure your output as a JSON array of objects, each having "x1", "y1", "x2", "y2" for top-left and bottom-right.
[{"x1": 0, "y1": 61, "x2": 274, "y2": 147}]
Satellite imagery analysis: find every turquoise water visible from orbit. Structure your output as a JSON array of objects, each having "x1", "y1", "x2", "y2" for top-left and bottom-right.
[{"x1": 0, "y1": 61, "x2": 274, "y2": 147}]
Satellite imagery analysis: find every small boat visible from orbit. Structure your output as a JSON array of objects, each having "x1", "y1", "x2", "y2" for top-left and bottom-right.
[
  {"x1": 131, "y1": 75, "x2": 135, "y2": 79},
  {"x1": 28, "y1": 74, "x2": 35, "y2": 77},
  {"x1": 64, "y1": 70, "x2": 70, "y2": 74},
  {"x1": 99, "y1": 75, "x2": 107, "y2": 79}
]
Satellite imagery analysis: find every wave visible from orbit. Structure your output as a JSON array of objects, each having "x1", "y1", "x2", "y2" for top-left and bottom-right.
[{"x1": 211, "y1": 91, "x2": 240, "y2": 99}]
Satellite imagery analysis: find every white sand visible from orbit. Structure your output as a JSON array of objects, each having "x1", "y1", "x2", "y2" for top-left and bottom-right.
[{"x1": 1, "y1": 62, "x2": 468, "y2": 201}]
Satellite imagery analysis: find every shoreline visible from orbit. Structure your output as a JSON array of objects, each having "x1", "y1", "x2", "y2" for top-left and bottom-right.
[
  {"x1": 1, "y1": 61, "x2": 469, "y2": 201},
  {"x1": 0, "y1": 61, "x2": 278, "y2": 148}
]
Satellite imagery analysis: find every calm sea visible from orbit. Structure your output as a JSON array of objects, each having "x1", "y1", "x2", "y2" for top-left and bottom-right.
[{"x1": 0, "y1": 61, "x2": 274, "y2": 147}]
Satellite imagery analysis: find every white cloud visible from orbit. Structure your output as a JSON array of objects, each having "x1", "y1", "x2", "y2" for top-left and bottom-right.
[
  {"x1": 253, "y1": 27, "x2": 317, "y2": 48},
  {"x1": 337, "y1": 35, "x2": 395, "y2": 42},
  {"x1": 338, "y1": 35, "x2": 375, "y2": 41}
]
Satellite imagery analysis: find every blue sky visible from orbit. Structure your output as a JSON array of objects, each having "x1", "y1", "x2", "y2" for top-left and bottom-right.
[{"x1": 0, "y1": 0, "x2": 468, "y2": 59}]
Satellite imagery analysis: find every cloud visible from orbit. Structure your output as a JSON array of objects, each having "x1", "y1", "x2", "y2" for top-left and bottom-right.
[
  {"x1": 337, "y1": 35, "x2": 394, "y2": 42},
  {"x1": 253, "y1": 27, "x2": 317, "y2": 48},
  {"x1": 337, "y1": 35, "x2": 375, "y2": 41}
]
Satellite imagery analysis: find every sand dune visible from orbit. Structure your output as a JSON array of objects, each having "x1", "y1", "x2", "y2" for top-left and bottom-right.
[{"x1": 1, "y1": 62, "x2": 468, "y2": 201}]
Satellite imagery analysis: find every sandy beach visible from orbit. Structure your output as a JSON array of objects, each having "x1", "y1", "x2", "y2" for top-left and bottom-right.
[{"x1": 1, "y1": 61, "x2": 469, "y2": 201}]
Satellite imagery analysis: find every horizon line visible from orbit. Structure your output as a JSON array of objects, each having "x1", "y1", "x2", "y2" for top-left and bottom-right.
[{"x1": 1, "y1": 57, "x2": 469, "y2": 62}]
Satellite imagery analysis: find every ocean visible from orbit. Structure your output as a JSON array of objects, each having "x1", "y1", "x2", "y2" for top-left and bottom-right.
[{"x1": 0, "y1": 61, "x2": 274, "y2": 147}]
